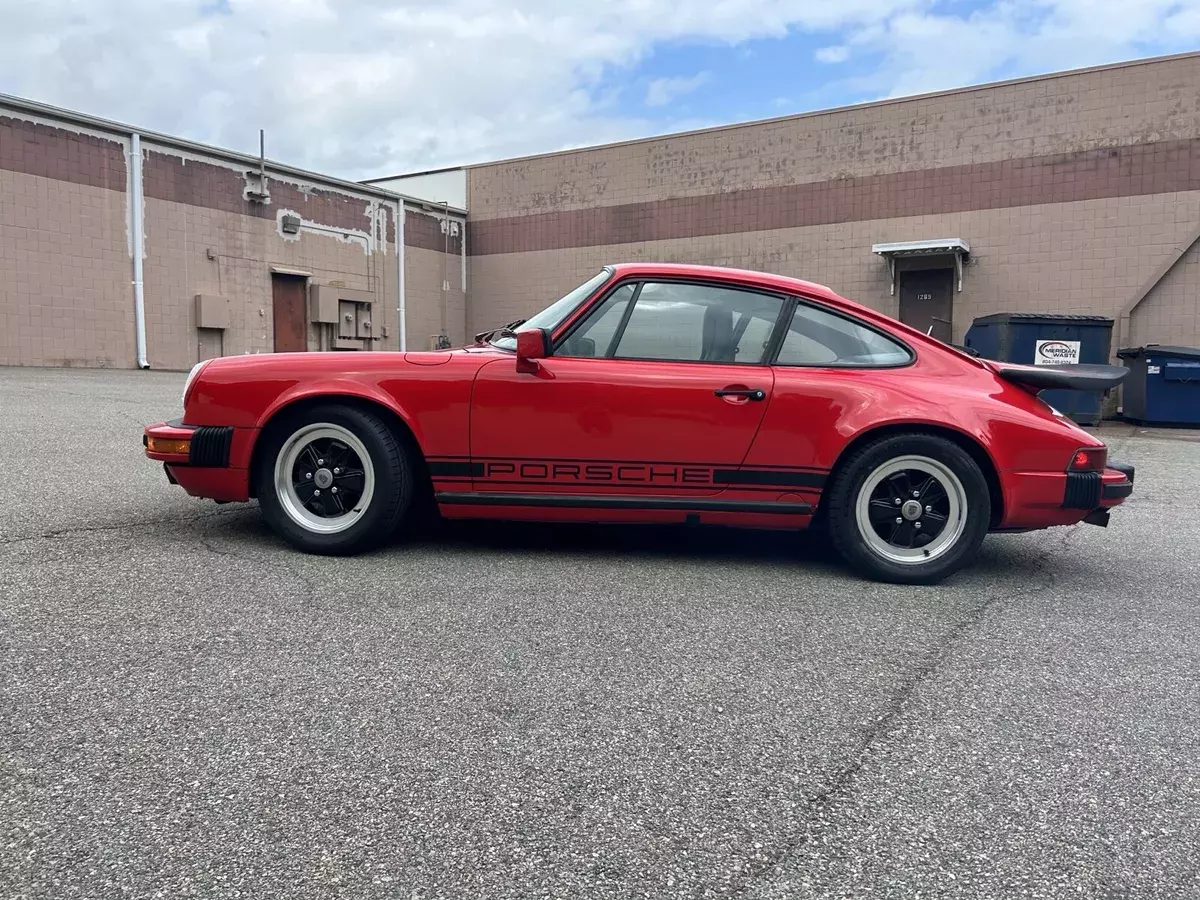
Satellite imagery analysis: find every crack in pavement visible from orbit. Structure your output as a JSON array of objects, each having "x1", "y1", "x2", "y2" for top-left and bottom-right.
[
  {"x1": 734, "y1": 529, "x2": 1084, "y2": 896},
  {"x1": 0, "y1": 508, "x2": 248, "y2": 549}
]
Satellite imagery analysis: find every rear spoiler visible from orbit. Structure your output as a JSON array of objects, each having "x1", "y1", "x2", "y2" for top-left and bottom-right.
[{"x1": 984, "y1": 361, "x2": 1129, "y2": 392}]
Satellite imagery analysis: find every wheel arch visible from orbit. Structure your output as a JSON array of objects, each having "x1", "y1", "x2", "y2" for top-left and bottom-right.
[
  {"x1": 823, "y1": 422, "x2": 1004, "y2": 528},
  {"x1": 247, "y1": 393, "x2": 431, "y2": 501}
]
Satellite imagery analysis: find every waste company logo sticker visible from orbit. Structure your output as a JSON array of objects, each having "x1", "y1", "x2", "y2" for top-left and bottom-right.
[{"x1": 1034, "y1": 339, "x2": 1081, "y2": 366}]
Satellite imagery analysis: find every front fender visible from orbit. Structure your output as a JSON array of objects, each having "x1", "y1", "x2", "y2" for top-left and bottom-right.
[{"x1": 255, "y1": 378, "x2": 425, "y2": 448}]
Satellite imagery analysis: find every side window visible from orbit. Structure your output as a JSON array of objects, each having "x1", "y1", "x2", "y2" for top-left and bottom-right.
[
  {"x1": 564, "y1": 281, "x2": 783, "y2": 363},
  {"x1": 776, "y1": 303, "x2": 913, "y2": 367},
  {"x1": 557, "y1": 284, "x2": 636, "y2": 357}
]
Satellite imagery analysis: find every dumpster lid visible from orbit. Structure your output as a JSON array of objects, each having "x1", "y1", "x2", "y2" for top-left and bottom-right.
[
  {"x1": 1117, "y1": 345, "x2": 1200, "y2": 360},
  {"x1": 971, "y1": 313, "x2": 1113, "y2": 325}
]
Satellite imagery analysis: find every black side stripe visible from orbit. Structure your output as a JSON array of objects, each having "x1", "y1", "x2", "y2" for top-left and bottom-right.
[
  {"x1": 428, "y1": 461, "x2": 485, "y2": 477},
  {"x1": 713, "y1": 469, "x2": 826, "y2": 489},
  {"x1": 431, "y1": 454, "x2": 827, "y2": 471},
  {"x1": 435, "y1": 493, "x2": 812, "y2": 515},
  {"x1": 451, "y1": 479, "x2": 820, "y2": 494},
  {"x1": 427, "y1": 459, "x2": 828, "y2": 490}
]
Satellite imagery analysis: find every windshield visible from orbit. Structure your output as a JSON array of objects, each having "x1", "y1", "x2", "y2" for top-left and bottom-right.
[{"x1": 489, "y1": 269, "x2": 612, "y2": 351}]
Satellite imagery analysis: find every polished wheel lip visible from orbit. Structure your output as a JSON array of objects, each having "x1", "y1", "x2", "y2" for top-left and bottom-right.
[
  {"x1": 854, "y1": 454, "x2": 967, "y2": 566},
  {"x1": 274, "y1": 423, "x2": 375, "y2": 535}
]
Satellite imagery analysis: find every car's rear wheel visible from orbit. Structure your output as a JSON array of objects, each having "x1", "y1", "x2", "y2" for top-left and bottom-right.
[
  {"x1": 826, "y1": 433, "x2": 990, "y2": 584},
  {"x1": 257, "y1": 405, "x2": 414, "y2": 555}
]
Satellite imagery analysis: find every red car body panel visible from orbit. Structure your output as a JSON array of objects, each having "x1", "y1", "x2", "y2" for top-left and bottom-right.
[{"x1": 144, "y1": 262, "x2": 1132, "y2": 533}]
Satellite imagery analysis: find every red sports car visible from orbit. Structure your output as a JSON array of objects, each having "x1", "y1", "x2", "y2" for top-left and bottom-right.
[{"x1": 143, "y1": 263, "x2": 1134, "y2": 584}]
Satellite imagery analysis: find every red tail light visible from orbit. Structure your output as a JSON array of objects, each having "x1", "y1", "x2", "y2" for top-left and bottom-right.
[{"x1": 1069, "y1": 447, "x2": 1107, "y2": 471}]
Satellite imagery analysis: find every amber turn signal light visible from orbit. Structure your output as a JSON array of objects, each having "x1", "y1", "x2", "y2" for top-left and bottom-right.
[{"x1": 146, "y1": 436, "x2": 191, "y2": 455}]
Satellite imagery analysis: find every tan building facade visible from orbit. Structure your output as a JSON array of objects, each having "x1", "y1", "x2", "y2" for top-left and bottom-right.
[
  {"x1": 1, "y1": 97, "x2": 467, "y2": 371},
  {"x1": 460, "y1": 52, "x2": 1200, "y2": 355}
]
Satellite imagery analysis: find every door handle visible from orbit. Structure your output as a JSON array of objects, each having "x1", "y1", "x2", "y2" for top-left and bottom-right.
[{"x1": 714, "y1": 387, "x2": 766, "y2": 401}]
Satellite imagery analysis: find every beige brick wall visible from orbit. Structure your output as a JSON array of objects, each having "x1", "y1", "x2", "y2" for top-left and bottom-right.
[
  {"x1": 405, "y1": 245, "x2": 467, "y2": 350},
  {"x1": 1132, "y1": 231, "x2": 1200, "y2": 348},
  {"x1": 468, "y1": 191, "x2": 1200, "y2": 352},
  {"x1": 0, "y1": 168, "x2": 134, "y2": 368},
  {"x1": 141, "y1": 198, "x2": 402, "y2": 369},
  {"x1": 467, "y1": 54, "x2": 1200, "y2": 219},
  {"x1": 0, "y1": 163, "x2": 466, "y2": 370}
]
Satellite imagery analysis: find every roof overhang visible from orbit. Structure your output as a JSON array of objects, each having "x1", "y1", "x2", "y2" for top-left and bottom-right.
[{"x1": 871, "y1": 239, "x2": 970, "y2": 294}]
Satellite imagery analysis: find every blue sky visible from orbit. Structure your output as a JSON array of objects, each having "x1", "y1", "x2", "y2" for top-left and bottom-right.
[
  {"x1": 598, "y1": 0, "x2": 1199, "y2": 150},
  {"x1": 0, "y1": 0, "x2": 1197, "y2": 179}
]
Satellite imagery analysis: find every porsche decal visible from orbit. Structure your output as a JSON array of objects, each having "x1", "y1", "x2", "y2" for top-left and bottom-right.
[{"x1": 427, "y1": 458, "x2": 826, "y2": 490}]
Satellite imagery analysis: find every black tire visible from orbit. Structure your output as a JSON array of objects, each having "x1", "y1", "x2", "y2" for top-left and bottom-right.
[
  {"x1": 825, "y1": 433, "x2": 991, "y2": 585},
  {"x1": 256, "y1": 404, "x2": 415, "y2": 555}
]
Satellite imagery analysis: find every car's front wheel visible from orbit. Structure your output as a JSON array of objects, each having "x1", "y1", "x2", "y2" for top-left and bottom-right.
[
  {"x1": 256, "y1": 404, "x2": 414, "y2": 555},
  {"x1": 826, "y1": 433, "x2": 991, "y2": 584}
]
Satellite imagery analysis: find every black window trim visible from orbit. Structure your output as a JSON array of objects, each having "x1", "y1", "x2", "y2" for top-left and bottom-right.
[
  {"x1": 551, "y1": 275, "x2": 793, "y2": 367},
  {"x1": 768, "y1": 295, "x2": 917, "y2": 370}
]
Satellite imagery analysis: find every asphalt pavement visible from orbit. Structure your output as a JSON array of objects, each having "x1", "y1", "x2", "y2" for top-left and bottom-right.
[{"x1": 2, "y1": 367, "x2": 1198, "y2": 900}]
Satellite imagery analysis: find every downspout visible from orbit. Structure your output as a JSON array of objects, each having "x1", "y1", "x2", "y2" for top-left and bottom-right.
[
  {"x1": 130, "y1": 133, "x2": 149, "y2": 368},
  {"x1": 396, "y1": 202, "x2": 407, "y2": 351},
  {"x1": 460, "y1": 214, "x2": 467, "y2": 336}
]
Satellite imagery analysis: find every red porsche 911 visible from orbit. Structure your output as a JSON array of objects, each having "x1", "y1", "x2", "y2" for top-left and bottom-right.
[{"x1": 143, "y1": 263, "x2": 1134, "y2": 584}]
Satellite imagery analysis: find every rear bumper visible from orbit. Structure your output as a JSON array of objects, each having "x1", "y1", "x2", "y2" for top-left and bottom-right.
[
  {"x1": 999, "y1": 460, "x2": 1134, "y2": 530},
  {"x1": 143, "y1": 420, "x2": 252, "y2": 503},
  {"x1": 1102, "y1": 461, "x2": 1135, "y2": 500}
]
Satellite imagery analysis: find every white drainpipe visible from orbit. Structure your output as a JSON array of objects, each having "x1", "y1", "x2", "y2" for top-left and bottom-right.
[
  {"x1": 130, "y1": 133, "x2": 149, "y2": 368},
  {"x1": 396, "y1": 202, "x2": 407, "y2": 351}
]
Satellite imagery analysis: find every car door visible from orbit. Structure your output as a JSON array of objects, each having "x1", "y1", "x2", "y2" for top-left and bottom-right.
[{"x1": 468, "y1": 278, "x2": 789, "y2": 497}]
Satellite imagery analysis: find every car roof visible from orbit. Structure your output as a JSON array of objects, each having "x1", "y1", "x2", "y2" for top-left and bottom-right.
[{"x1": 604, "y1": 262, "x2": 857, "y2": 309}]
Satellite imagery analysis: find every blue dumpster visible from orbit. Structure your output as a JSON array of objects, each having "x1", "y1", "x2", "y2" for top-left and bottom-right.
[
  {"x1": 963, "y1": 313, "x2": 1115, "y2": 425},
  {"x1": 1116, "y1": 345, "x2": 1200, "y2": 426}
]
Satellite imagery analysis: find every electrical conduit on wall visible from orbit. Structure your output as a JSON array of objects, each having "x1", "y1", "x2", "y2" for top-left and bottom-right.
[{"x1": 130, "y1": 133, "x2": 149, "y2": 368}]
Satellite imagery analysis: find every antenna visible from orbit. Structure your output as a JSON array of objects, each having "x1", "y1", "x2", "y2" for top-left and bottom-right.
[
  {"x1": 258, "y1": 129, "x2": 269, "y2": 197},
  {"x1": 246, "y1": 129, "x2": 270, "y2": 203}
]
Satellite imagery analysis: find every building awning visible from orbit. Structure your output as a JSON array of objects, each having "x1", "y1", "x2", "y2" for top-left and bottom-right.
[{"x1": 872, "y1": 239, "x2": 970, "y2": 294}]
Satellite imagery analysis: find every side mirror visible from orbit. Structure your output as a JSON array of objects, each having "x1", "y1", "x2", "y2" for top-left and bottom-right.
[{"x1": 515, "y1": 328, "x2": 550, "y2": 373}]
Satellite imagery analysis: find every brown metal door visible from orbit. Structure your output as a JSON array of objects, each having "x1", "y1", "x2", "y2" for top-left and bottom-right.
[
  {"x1": 271, "y1": 274, "x2": 308, "y2": 352},
  {"x1": 899, "y1": 268, "x2": 954, "y2": 342}
]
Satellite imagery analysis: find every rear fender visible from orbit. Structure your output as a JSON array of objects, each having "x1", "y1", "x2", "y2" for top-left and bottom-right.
[{"x1": 829, "y1": 416, "x2": 1005, "y2": 523}]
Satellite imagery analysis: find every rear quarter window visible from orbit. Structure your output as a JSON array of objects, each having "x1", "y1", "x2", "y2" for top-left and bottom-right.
[{"x1": 776, "y1": 302, "x2": 913, "y2": 368}]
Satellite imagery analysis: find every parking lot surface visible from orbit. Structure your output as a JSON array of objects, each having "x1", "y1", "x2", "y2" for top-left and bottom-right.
[{"x1": 2, "y1": 367, "x2": 1199, "y2": 900}]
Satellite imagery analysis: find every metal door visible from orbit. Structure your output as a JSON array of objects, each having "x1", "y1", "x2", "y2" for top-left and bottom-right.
[
  {"x1": 899, "y1": 269, "x2": 954, "y2": 342},
  {"x1": 271, "y1": 274, "x2": 308, "y2": 352}
]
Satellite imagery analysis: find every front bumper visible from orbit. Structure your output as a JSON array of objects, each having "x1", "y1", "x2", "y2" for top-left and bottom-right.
[
  {"x1": 143, "y1": 419, "x2": 234, "y2": 466},
  {"x1": 143, "y1": 420, "x2": 251, "y2": 503}
]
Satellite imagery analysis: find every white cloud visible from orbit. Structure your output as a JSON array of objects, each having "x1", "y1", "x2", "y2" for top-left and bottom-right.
[
  {"x1": 645, "y1": 72, "x2": 710, "y2": 107},
  {"x1": 0, "y1": 0, "x2": 1194, "y2": 180},
  {"x1": 824, "y1": 0, "x2": 1200, "y2": 100},
  {"x1": 815, "y1": 45, "x2": 850, "y2": 63}
]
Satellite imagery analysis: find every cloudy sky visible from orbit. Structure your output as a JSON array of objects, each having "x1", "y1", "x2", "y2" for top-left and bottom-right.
[{"x1": 1, "y1": 0, "x2": 1197, "y2": 181}]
